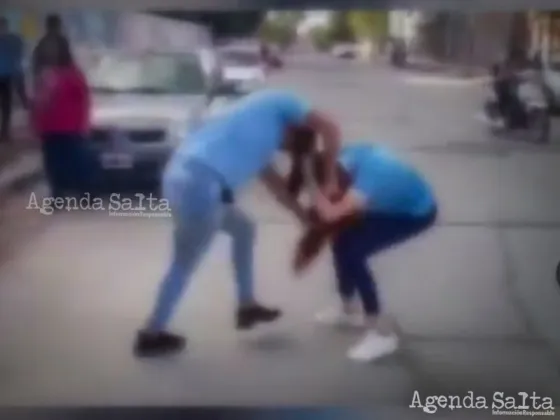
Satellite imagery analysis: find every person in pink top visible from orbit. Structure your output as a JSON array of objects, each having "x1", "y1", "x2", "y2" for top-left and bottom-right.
[{"x1": 32, "y1": 40, "x2": 95, "y2": 199}]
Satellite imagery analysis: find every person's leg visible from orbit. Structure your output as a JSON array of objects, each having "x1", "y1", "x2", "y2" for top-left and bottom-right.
[
  {"x1": 220, "y1": 205, "x2": 282, "y2": 329},
  {"x1": 64, "y1": 136, "x2": 97, "y2": 197},
  {"x1": 314, "y1": 243, "x2": 364, "y2": 328},
  {"x1": 0, "y1": 76, "x2": 13, "y2": 141},
  {"x1": 51, "y1": 134, "x2": 77, "y2": 198},
  {"x1": 13, "y1": 72, "x2": 28, "y2": 109},
  {"x1": 333, "y1": 211, "x2": 437, "y2": 361},
  {"x1": 41, "y1": 135, "x2": 66, "y2": 199},
  {"x1": 134, "y1": 164, "x2": 223, "y2": 357}
]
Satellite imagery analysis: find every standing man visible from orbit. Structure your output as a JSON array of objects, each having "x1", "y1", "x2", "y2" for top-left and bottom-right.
[
  {"x1": 0, "y1": 16, "x2": 25, "y2": 142},
  {"x1": 31, "y1": 14, "x2": 71, "y2": 88}
]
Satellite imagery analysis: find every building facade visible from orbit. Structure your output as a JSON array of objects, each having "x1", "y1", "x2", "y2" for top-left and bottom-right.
[
  {"x1": 409, "y1": 11, "x2": 530, "y2": 67},
  {"x1": 529, "y1": 11, "x2": 560, "y2": 62}
]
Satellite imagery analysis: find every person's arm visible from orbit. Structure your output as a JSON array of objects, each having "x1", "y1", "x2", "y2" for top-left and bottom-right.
[
  {"x1": 13, "y1": 35, "x2": 24, "y2": 66},
  {"x1": 313, "y1": 160, "x2": 371, "y2": 223},
  {"x1": 31, "y1": 39, "x2": 42, "y2": 78},
  {"x1": 72, "y1": 68, "x2": 91, "y2": 133},
  {"x1": 313, "y1": 188, "x2": 367, "y2": 224},
  {"x1": 260, "y1": 165, "x2": 310, "y2": 226}
]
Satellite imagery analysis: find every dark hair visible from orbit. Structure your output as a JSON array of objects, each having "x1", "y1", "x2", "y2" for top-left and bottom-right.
[
  {"x1": 290, "y1": 125, "x2": 316, "y2": 156},
  {"x1": 287, "y1": 150, "x2": 351, "y2": 201},
  {"x1": 286, "y1": 125, "x2": 317, "y2": 195},
  {"x1": 309, "y1": 152, "x2": 350, "y2": 189},
  {"x1": 46, "y1": 14, "x2": 62, "y2": 30}
]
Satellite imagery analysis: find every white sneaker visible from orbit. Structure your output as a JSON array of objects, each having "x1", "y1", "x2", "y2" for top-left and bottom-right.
[
  {"x1": 314, "y1": 306, "x2": 364, "y2": 328},
  {"x1": 347, "y1": 330, "x2": 399, "y2": 362}
]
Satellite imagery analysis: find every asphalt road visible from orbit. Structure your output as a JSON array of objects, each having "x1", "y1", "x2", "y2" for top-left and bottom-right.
[{"x1": 0, "y1": 56, "x2": 559, "y2": 411}]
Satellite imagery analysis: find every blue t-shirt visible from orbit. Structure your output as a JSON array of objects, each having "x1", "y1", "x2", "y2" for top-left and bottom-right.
[
  {"x1": 170, "y1": 89, "x2": 310, "y2": 190},
  {"x1": 340, "y1": 143, "x2": 436, "y2": 217}
]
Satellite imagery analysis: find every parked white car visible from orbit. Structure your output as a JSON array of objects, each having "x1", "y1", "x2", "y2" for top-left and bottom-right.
[
  {"x1": 86, "y1": 50, "x2": 242, "y2": 189},
  {"x1": 218, "y1": 46, "x2": 266, "y2": 91}
]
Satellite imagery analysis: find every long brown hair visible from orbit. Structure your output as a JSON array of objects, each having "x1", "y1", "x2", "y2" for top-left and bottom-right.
[
  {"x1": 291, "y1": 153, "x2": 360, "y2": 273},
  {"x1": 286, "y1": 125, "x2": 317, "y2": 196}
]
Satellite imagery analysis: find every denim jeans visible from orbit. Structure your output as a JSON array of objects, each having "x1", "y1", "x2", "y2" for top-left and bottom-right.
[
  {"x1": 147, "y1": 160, "x2": 255, "y2": 331},
  {"x1": 332, "y1": 208, "x2": 438, "y2": 315}
]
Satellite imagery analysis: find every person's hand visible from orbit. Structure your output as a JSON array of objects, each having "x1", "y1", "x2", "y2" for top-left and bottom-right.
[
  {"x1": 322, "y1": 178, "x2": 341, "y2": 200},
  {"x1": 313, "y1": 191, "x2": 338, "y2": 223}
]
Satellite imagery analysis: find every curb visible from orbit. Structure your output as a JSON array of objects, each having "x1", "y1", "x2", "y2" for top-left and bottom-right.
[{"x1": 0, "y1": 152, "x2": 43, "y2": 201}]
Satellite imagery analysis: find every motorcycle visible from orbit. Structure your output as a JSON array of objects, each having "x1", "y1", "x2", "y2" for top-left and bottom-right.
[
  {"x1": 479, "y1": 70, "x2": 551, "y2": 144},
  {"x1": 390, "y1": 39, "x2": 407, "y2": 68}
]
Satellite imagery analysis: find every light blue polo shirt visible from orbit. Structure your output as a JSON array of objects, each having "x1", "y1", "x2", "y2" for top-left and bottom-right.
[
  {"x1": 340, "y1": 143, "x2": 436, "y2": 217},
  {"x1": 172, "y1": 89, "x2": 310, "y2": 191}
]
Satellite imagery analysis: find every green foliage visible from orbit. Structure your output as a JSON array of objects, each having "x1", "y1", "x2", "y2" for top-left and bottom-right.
[
  {"x1": 258, "y1": 12, "x2": 304, "y2": 49},
  {"x1": 151, "y1": 11, "x2": 265, "y2": 40},
  {"x1": 309, "y1": 26, "x2": 334, "y2": 51},
  {"x1": 272, "y1": 11, "x2": 304, "y2": 28},
  {"x1": 326, "y1": 12, "x2": 355, "y2": 43},
  {"x1": 347, "y1": 11, "x2": 389, "y2": 40},
  {"x1": 258, "y1": 18, "x2": 296, "y2": 49}
]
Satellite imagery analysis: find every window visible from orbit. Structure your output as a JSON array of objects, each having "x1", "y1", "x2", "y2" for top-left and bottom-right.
[
  {"x1": 87, "y1": 53, "x2": 207, "y2": 95},
  {"x1": 220, "y1": 50, "x2": 261, "y2": 67}
]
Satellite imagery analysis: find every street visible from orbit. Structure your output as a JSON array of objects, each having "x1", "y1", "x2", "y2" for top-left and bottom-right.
[{"x1": 0, "y1": 56, "x2": 559, "y2": 408}]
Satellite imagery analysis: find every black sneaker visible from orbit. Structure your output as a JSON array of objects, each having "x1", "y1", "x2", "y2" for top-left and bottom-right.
[
  {"x1": 134, "y1": 330, "x2": 186, "y2": 358},
  {"x1": 236, "y1": 304, "x2": 282, "y2": 330}
]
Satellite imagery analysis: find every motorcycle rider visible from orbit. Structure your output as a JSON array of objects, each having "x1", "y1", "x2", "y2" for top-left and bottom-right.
[{"x1": 491, "y1": 60, "x2": 527, "y2": 129}]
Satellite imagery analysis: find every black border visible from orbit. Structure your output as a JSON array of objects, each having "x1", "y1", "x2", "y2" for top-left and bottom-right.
[
  {"x1": 0, "y1": 408, "x2": 377, "y2": 420},
  {"x1": 8, "y1": 0, "x2": 560, "y2": 11}
]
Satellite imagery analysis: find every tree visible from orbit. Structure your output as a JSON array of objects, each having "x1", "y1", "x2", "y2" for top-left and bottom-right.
[
  {"x1": 309, "y1": 26, "x2": 334, "y2": 51},
  {"x1": 258, "y1": 19, "x2": 296, "y2": 49},
  {"x1": 272, "y1": 11, "x2": 304, "y2": 29},
  {"x1": 347, "y1": 11, "x2": 388, "y2": 41},
  {"x1": 326, "y1": 12, "x2": 354, "y2": 43},
  {"x1": 258, "y1": 12, "x2": 302, "y2": 49},
  {"x1": 151, "y1": 11, "x2": 265, "y2": 40}
]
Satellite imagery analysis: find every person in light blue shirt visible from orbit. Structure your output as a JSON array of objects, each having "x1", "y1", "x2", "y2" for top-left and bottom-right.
[
  {"x1": 134, "y1": 88, "x2": 342, "y2": 358},
  {"x1": 0, "y1": 16, "x2": 25, "y2": 141},
  {"x1": 291, "y1": 143, "x2": 437, "y2": 363}
]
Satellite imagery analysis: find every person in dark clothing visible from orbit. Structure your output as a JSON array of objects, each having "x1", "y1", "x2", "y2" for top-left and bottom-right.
[
  {"x1": 31, "y1": 14, "x2": 71, "y2": 89},
  {"x1": 31, "y1": 37, "x2": 96, "y2": 199},
  {"x1": 491, "y1": 62, "x2": 527, "y2": 129},
  {"x1": 289, "y1": 143, "x2": 437, "y2": 362},
  {"x1": 0, "y1": 16, "x2": 25, "y2": 142}
]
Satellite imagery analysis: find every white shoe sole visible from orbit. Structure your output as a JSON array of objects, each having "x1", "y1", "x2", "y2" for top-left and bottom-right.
[{"x1": 347, "y1": 340, "x2": 399, "y2": 362}]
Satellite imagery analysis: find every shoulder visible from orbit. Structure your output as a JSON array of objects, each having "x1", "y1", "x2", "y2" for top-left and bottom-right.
[
  {"x1": 341, "y1": 142, "x2": 374, "y2": 159},
  {"x1": 246, "y1": 89, "x2": 305, "y2": 109}
]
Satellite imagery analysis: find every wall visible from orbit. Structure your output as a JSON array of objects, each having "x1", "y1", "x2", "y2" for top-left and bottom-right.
[
  {"x1": 416, "y1": 12, "x2": 528, "y2": 67},
  {"x1": 389, "y1": 10, "x2": 421, "y2": 48},
  {"x1": 530, "y1": 11, "x2": 560, "y2": 62}
]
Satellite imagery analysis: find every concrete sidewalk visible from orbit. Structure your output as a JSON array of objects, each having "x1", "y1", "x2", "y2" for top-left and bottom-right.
[{"x1": 0, "y1": 109, "x2": 42, "y2": 201}]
